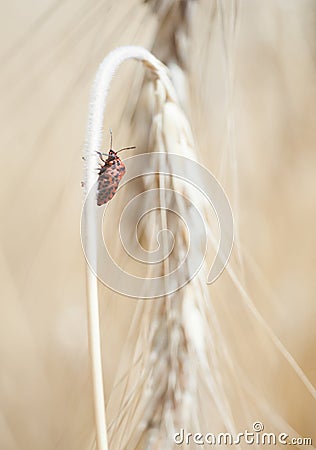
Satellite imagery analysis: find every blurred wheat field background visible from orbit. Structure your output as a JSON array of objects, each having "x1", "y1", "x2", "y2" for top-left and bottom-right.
[{"x1": 0, "y1": 1, "x2": 316, "y2": 449}]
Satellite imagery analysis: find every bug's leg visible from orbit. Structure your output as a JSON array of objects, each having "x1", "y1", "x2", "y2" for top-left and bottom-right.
[{"x1": 97, "y1": 151, "x2": 106, "y2": 163}]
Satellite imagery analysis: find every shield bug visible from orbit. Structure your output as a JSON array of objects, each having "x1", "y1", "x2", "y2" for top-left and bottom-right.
[{"x1": 96, "y1": 130, "x2": 135, "y2": 206}]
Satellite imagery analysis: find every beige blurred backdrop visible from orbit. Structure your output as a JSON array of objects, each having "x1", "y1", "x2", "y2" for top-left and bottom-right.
[{"x1": 0, "y1": 1, "x2": 315, "y2": 449}]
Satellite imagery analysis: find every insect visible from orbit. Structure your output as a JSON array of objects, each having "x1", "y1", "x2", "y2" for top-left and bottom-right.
[{"x1": 96, "y1": 130, "x2": 135, "y2": 206}]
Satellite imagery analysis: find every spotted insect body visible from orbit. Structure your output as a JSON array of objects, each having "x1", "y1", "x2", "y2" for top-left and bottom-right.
[
  {"x1": 96, "y1": 149, "x2": 126, "y2": 206},
  {"x1": 96, "y1": 131, "x2": 135, "y2": 206}
]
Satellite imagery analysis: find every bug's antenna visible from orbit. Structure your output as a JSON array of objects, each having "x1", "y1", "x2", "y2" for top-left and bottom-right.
[
  {"x1": 109, "y1": 128, "x2": 113, "y2": 150},
  {"x1": 116, "y1": 146, "x2": 136, "y2": 154}
]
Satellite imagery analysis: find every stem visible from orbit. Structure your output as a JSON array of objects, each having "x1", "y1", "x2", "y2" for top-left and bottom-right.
[{"x1": 83, "y1": 46, "x2": 176, "y2": 450}]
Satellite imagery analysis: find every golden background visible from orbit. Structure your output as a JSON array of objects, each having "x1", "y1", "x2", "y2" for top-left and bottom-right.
[{"x1": 0, "y1": 1, "x2": 315, "y2": 449}]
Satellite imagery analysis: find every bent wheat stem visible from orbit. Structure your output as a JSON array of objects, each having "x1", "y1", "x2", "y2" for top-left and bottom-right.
[{"x1": 83, "y1": 46, "x2": 178, "y2": 450}]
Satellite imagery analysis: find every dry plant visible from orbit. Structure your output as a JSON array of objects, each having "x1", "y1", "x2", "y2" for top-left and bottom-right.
[
  {"x1": 1, "y1": 1, "x2": 316, "y2": 450},
  {"x1": 83, "y1": 43, "x2": 227, "y2": 449},
  {"x1": 83, "y1": 45, "x2": 199, "y2": 449}
]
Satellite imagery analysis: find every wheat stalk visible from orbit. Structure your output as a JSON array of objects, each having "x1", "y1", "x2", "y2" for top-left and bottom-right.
[{"x1": 83, "y1": 42, "x2": 228, "y2": 448}]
